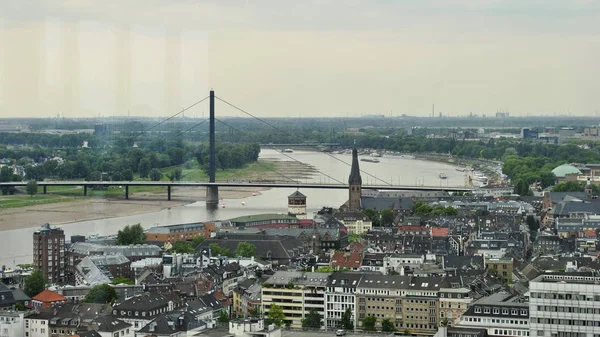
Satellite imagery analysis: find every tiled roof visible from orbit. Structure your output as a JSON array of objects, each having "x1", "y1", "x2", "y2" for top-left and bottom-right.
[
  {"x1": 432, "y1": 227, "x2": 449, "y2": 237},
  {"x1": 32, "y1": 289, "x2": 67, "y2": 303},
  {"x1": 330, "y1": 252, "x2": 362, "y2": 268}
]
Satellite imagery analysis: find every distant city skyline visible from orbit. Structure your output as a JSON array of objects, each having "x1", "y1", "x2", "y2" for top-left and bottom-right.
[{"x1": 1, "y1": 1, "x2": 599, "y2": 117}]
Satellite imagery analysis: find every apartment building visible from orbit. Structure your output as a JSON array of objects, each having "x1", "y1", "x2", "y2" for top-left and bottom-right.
[
  {"x1": 0, "y1": 311, "x2": 26, "y2": 337},
  {"x1": 324, "y1": 272, "x2": 363, "y2": 329},
  {"x1": 33, "y1": 223, "x2": 65, "y2": 283},
  {"x1": 355, "y1": 274, "x2": 410, "y2": 330},
  {"x1": 145, "y1": 222, "x2": 218, "y2": 243},
  {"x1": 485, "y1": 257, "x2": 514, "y2": 283},
  {"x1": 529, "y1": 272, "x2": 600, "y2": 337},
  {"x1": 454, "y1": 292, "x2": 529, "y2": 337},
  {"x1": 401, "y1": 277, "x2": 444, "y2": 332},
  {"x1": 438, "y1": 287, "x2": 472, "y2": 326},
  {"x1": 261, "y1": 271, "x2": 329, "y2": 329}
]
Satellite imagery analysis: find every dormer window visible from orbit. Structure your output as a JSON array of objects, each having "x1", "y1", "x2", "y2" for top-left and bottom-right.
[{"x1": 502, "y1": 309, "x2": 508, "y2": 315}]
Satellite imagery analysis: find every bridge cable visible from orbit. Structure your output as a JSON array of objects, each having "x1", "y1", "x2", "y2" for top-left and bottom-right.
[
  {"x1": 131, "y1": 95, "x2": 210, "y2": 140},
  {"x1": 214, "y1": 117, "x2": 332, "y2": 183},
  {"x1": 215, "y1": 96, "x2": 391, "y2": 186}
]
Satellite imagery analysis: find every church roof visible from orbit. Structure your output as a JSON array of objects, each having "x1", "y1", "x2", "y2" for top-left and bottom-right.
[{"x1": 348, "y1": 146, "x2": 362, "y2": 185}]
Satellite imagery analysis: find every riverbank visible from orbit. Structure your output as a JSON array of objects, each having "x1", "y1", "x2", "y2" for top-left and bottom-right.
[{"x1": 0, "y1": 158, "x2": 316, "y2": 232}]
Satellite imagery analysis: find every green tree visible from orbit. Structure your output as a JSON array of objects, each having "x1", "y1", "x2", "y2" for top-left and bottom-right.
[
  {"x1": 24, "y1": 269, "x2": 45, "y2": 297},
  {"x1": 26, "y1": 180, "x2": 38, "y2": 196},
  {"x1": 168, "y1": 167, "x2": 183, "y2": 181},
  {"x1": 111, "y1": 276, "x2": 134, "y2": 285},
  {"x1": 266, "y1": 303, "x2": 285, "y2": 327},
  {"x1": 210, "y1": 243, "x2": 232, "y2": 257},
  {"x1": 362, "y1": 315, "x2": 376, "y2": 331},
  {"x1": 218, "y1": 310, "x2": 230, "y2": 323},
  {"x1": 84, "y1": 284, "x2": 118, "y2": 304},
  {"x1": 340, "y1": 307, "x2": 354, "y2": 330},
  {"x1": 539, "y1": 171, "x2": 556, "y2": 189},
  {"x1": 138, "y1": 158, "x2": 151, "y2": 179},
  {"x1": 149, "y1": 168, "x2": 162, "y2": 181},
  {"x1": 236, "y1": 242, "x2": 256, "y2": 257},
  {"x1": 301, "y1": 308, "x2": 322, "y2": 329},
  {"x1": 380, "y1": 208, "x2": 395, "y2": 226},
  {"x1": 170, "y1": 241, "x2": 195, "y2": 253},
  {"x1": 191, "y1": 236, "x2": 205, "y2": 248},
  {"x1": 249, "y1": 306, "x2": 261, "y2": 317},
  {"x1": 381, "y1": 318, "x2": 396, "y2": 332},
  {"x1": 116, "y1": 223, "x2": 146, "y2": 245},
  {"x1": 443, "y1": 206, "x2": 458, "y2": 216},
  {"x1": 552, "y1": 181, "x2": 585, "y2": 192}
]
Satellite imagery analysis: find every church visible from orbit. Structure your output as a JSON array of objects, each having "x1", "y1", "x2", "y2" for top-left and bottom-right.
[{"x1": 335, "y1": 144, "x2": 373, "y2": 235}]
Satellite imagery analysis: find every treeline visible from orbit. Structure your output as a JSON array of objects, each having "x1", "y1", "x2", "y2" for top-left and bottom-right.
[{"x1": 195, "y1": 142, "x2": 260, "y2": 173}]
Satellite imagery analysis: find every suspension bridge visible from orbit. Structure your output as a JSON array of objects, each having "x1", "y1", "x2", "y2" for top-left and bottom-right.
[{"x1": 0, "y1": 91, "x2": 475, "y2": 203}]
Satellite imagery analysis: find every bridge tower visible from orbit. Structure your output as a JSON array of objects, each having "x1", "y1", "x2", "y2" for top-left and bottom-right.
[
  {"x1": 288, "y1": 190, "x2": 307, "y2": 219},
  {"x1": 348, "y1": 142, "x2": 362, "y2": 210},
  {"x1": 206, "y1": 90, "x2": 219, "y2": 206}
]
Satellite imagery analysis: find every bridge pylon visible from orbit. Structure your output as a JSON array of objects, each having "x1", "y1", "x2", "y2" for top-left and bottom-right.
[{"x1": 206, "y1": 90, "x2": 219, "y2": 206}]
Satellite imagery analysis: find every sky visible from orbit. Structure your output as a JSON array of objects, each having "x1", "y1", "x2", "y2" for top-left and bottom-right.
[{"x1": 0, "y1": 0, "x2": 599, "y2": 118}]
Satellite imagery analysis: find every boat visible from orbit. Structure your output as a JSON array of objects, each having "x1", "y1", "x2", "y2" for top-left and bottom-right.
[
  {"x1": 370, "y1": 152, "x2": 382, "y2": 157},
  {"x1": 361, "y1": 158, "x2": 380, "y2": 163},
  {"x1": 241, "y1": 201, "x2": 246, "y2": 206},
  {"x1": 221, "y1": 203, "x2": 226, "y2": 208},
  {"x1": 456, "y1": 168, "x2": 466, "y2": 172},
  {"x1": 399, "y1": 154, "x2": 415, "y2": 159},
  {"x1": 252, "y1": 192, "x2": 257, "y2": 196},
  {"x1": 439, "y1": 173, "x2": 448, "y2": 179},
  {"x1": 282, "y1": 149, "x2": 293, "y2": 153}
]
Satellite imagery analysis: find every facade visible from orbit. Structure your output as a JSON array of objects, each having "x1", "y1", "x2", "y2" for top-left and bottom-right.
[
  {"x1": 288, "y1": 191, "x2": 307, "y2": 219},
  {"x1": 438, "y1": 287, "x2": 472, "y2": 326},
  {"x1": 334, "y1": 212, "x2": 372, "y2": 235},
  {"x1": 529, "y1": 272, "x2": 600, "y2": 337},
  {"x1": 355, "y1": 274, "x2": 410, "y2": 331},
  {"x1": 324, "y1": 272, "x2": 362, "y2": 329},
  {"x1": 33, "y1": 223, "x2": 66, "y2": 283},
  {"x1": 454, "y1": 292, "x2": 529, "y2": 337},
  {"x1": 112, "y1": 292, "x2": 173, "y2": 332},
  {"x1": 227, "y1": 214, "x2": 300, "y2": 228},
  {"x1": 0, "y1": 311, "x2": 26, "y2": 337},
  {"x1": 145, "y1": 222, "x2": 217, "y2": 243},
  {"x1": 232, "y1": 283, "x2": 262, "y2": 318},
  {"x1": 485, "y1": 257, "x2": 514, "y2": 283},
  {"x1": 24, "y1": 312, "x2": 54, "y2": 337},
  {"x1": 261, "y1": 271, "x2": 329, "y2": 329}
]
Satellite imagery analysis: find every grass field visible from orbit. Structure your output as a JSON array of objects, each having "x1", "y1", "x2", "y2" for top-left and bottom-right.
[{"x1": 0, "y1": 160, "x2": 279, "y2": 210}]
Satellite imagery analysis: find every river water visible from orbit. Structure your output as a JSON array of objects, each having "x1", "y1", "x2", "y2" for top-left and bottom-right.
[{"x1": 0, "y1": 149, "x2": 467, "y2": 267}]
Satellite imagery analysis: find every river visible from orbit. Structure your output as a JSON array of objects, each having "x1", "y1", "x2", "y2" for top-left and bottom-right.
[{"x1": 0, "y1": 149, "x2": 467, "y2": 267}]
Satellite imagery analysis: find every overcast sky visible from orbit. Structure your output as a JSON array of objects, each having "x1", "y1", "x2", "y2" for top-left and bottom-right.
[{"x1": 1, "y1": 0, "x2": 599, "y2": 118}]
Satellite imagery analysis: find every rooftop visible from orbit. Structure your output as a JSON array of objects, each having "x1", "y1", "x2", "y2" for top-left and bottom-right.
[
  {"x1": 228, "y1": 213, "x2": 299, "y2": 224},
  {"x1": 531, "y1": 272, "x2": 600, "y2": 284},
  {"x1": 265, "y1": 271, "x2": 331, "y2": 287}
]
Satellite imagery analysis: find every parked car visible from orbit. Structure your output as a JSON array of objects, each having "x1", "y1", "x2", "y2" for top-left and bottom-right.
[{"x1": 336, "y1": 330, "x2": 346, "y2": 336}]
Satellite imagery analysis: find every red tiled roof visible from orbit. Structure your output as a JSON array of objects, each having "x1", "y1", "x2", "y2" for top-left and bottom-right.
[
  {"x1": 348, "y1": 241, "x2": 365, "y2": 252},
  {"x1": 32, "y1": 289, "x2": 67, "y2": 303},
  {"x1": 583, "y1": 230, "x2": 597, "y2": 238},
  {"x1": 330, "y1": 251, "x2": 362, "y2": 268},
  {"x1": 432, "y1": 228, "x2": 449, "y2": 237}
]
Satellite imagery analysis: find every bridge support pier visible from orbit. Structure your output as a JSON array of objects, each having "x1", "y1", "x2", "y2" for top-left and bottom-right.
[
  {"x1": 206, "y1": 186, "x2": 219, "y2": 206},
  {"x1": 83, "y1": 185, "x2": 87, "y2": 197},
  {"x1": 167, "y1": 186, "x2": 171, "y2": 201},
  {"x1": 43, "y1": 186, "x2": 47, "y2": 194},
  {"x1": 125, "y1": 185, "x2": 129, "y2": 200}
]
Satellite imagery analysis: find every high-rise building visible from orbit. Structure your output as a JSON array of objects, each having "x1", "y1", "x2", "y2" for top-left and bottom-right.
[
  {"x1": 33, "y1": 223, "x2": 65, "y2": 284},
  {"x1": 529, "y1": 272, "x2": 600, "y2": 337}
]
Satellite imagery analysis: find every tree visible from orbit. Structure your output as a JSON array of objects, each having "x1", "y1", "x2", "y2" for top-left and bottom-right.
[
  {"x1": 84, "y1": 284, "x2": 118, "y2": 304},
  {"x1": 111, "y1": 276, "x2": 134, "y2": 285},
  {"x1": 301, "y1": 308, "x2": 322, "y2": 329},
  {"x1": 115, "y1": 223, "x2": 146, "y2": 245},
  {"x1": 24, "y1": 269, "x2": 45, "y2": 297},
  {"x1": 191, "y1": 236, "x2": 205, "y2": 248},
  {"x1": 380, "y1": 208, "x2": 395, "y2": 226},
  {"x1": 26, "y1": 180, "x2": 38, "y2": 196},
  {"x1": 210, "y1": 243, "x2": 232, "y2": 257},
  {"x1": 169, "y1": 241, "x2": 195, "y2": 254},
  {"x1": 149, "y1": 168, "x2": 162, "y2": 181},
  {"x1": 138, "y1": 158, "x2": 151, "y2": 179},
  {"x1": 218, "y1": 310, "x2": 230, "y2": 323},
  {"x1": 362, "y1": 315, "x2": 376, "y2": 331},
  {"x1": 236, "y1": 242, "x2": 256, "y2": 257},
  {"x1": 266, "y1": 303, "x2": 285, "y2": 327},
  {"x1": 340, "y1": 307, "x2": 354, "y2": 330},
  {"x1": 167, "y1": 167, "x2": 183, "y2": 181},
  {"x1": 249, "y1": 306, "x2": 261, "y2": 317},
  {"x1": 539, "y1": 171, "x2": 556, "y2": 189},
  {"x1": 381, "y1": 318, "x2": 396, "y2": 332}
]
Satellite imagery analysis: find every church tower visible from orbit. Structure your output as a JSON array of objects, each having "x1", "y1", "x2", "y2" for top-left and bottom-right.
[{"x1": 348, "y1": 143, "x2": 363, "y2": 210}]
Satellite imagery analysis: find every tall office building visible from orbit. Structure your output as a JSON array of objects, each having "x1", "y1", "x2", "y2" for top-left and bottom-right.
[
  {"x1": 33, "y1": 223, "x2": 65, "y2": 284},
  {"x1": 529, "y1": 272, "x2": 600, "y2": 337}
]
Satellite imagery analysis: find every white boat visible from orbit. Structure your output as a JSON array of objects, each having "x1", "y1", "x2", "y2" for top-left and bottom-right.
[
  {"x1": 361, "y1": 158, "x2": 380, "y2": 163},
  {"x1": 370, "y1": 152, "x2": 382, "y2": 157},
  {"x1": 221, "y1": 203, "x2": 226, "y2": 208},
  {"x1": 252, "y1": 192, "x2": 257, "y2": 196},
  {"x1": 282, "y1": 149, "x2": 293, "y2": 153},
  {"x1": 439, "y1": 173, "x2": 448, "y2": 179},
  {"x1": 241, "y1": 202, "x2": 246, "y2": 206}
]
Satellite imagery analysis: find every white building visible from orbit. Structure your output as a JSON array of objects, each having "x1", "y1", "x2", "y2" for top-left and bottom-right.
[
  {"x1": 334, "y1": 212, "x2": 372, "y2": 235},
  {"x1": 529, "y1": 272, "x2": 600, "y2": 337},
  {"x1": 0, "y1": 311, "x2": 26, "y2": 337},
  {"x1": 24, "y1": 312, "x2": 52, "y2": 337},
  {"x1": 324, "y1": 272, "x2": 362, "y2": 329},
  {"x1": 453, "y1": 292, "x2": 529, "y2": 337},
  {"x1": 229, "y1": 318, "x2": 281, "y2": 337}
]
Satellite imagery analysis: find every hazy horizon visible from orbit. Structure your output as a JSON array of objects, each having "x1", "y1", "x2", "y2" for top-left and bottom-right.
[{"x1": 1, "y1": 1, "x2": 599, "y2": 118}]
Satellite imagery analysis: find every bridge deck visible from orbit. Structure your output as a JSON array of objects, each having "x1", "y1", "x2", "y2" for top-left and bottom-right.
[{"x1": 0, "y1": 181, "x2": 473, "y2": 192}]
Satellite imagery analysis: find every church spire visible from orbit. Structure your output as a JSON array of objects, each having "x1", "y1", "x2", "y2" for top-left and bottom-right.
[{"x1": 348, "y1": 141, "x2": 362, "y2": 185}]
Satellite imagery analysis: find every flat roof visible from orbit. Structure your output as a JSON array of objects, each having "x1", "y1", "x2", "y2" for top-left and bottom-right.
[{"x1": 228, "y1": 213, "x2": 299, "y2": 223}]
